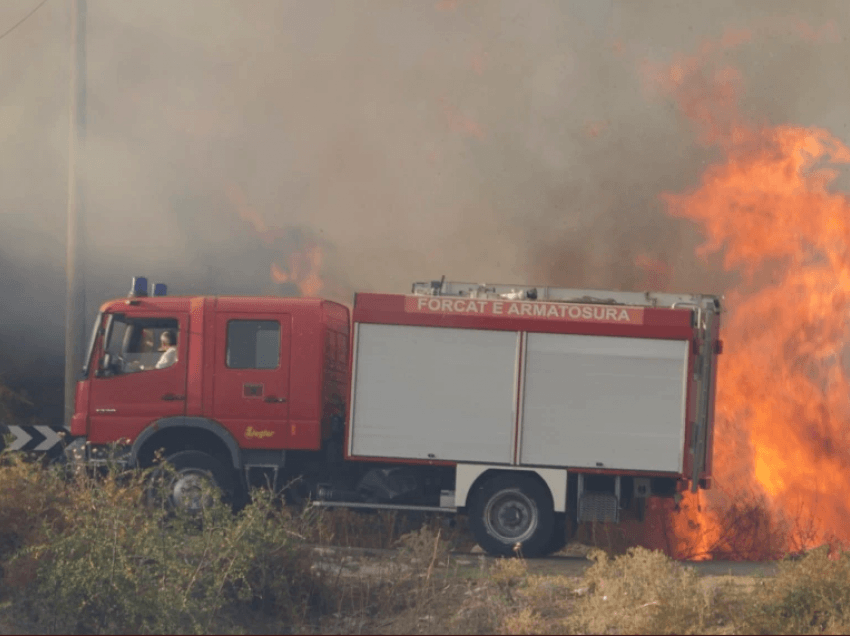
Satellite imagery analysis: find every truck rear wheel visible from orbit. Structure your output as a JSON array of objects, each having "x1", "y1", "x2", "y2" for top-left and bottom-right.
[
  {"x1": 149, "y1": 450, "x2": 235, "y2": 514},
  {"x1": 469, "y1": 473, "x2": 554, "y2": 558}
]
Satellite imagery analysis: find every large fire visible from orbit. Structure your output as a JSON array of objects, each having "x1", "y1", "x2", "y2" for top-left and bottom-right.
[{"x1": 647, "y1": 31, "x2": 850, "y2": 559}]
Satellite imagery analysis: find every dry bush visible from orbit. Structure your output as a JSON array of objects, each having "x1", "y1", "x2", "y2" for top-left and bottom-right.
[
  {"x1": 313, "y1": 525, "x2": 461, "y2": 634},
  {"x1": 312, "y1": 533, "x2": 749, "y2": 635},
  {"x1": 430, "y1": 556, "x2": 570, "y2": 635},
  {"x1": 0, "y1": 452, "x2": 68, "y2": 590},
  {"x1": 740, "y1": 546, "x2": 850, "y2": 635},
  {"x1": 572, "y1": 520, "x2": 633, "y2": 556},
  {"x1": 0, "y1": 453, "x2": 478, "y2": 634},
  {"x1": 444, "y1": 548, "x2": 730, "y2": 635},
  {"x1": 0, "y1": 381, "x2": 70, "y2": 583},
  {"x1": 664, "y1": 489, "x2": 839, "y2": 562},
  {"x1": 486, "y1": 559, "x2": 555, "y2": 635},
  {"x1": 0, "y1": 458, "x2": 330, "y2": 635},
  {"x1": 679, "y1": 492, "x2": 790, "y2": 561},
  {"x1": 308, "y1": 524, "x2": 515, "y2": 635},
  {"x1": 566, "y1": 548, "x2": 733, "y2": 635},
  {"x1": 299, "y1": 506, "x2": 474, "y2": 551},
  {"x1": 299, "y1": 507, "x2": 417, "y2": 548}
]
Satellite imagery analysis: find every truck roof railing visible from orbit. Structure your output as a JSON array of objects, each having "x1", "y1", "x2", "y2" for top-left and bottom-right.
[{"x1": 411, "y1": 279, "x2": 722, "y2": 312}]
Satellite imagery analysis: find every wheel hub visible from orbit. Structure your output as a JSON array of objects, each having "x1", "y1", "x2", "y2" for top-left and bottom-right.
[
  {"x1": 484, "y1": 489, "x2": 539, "y2": 543},
  {"x1": 171, "y1": 470, "x2": 216, "y2": 513}
]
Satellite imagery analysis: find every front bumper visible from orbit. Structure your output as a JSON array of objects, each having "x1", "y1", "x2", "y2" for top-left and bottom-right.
[{"x1": 64, "y1": 437, "x2": 132, "y2": 470}]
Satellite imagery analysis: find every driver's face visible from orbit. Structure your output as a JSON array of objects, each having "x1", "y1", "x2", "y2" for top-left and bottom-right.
[{"x1": 160, "y1": 337, "x2": 169, "y2": 351}]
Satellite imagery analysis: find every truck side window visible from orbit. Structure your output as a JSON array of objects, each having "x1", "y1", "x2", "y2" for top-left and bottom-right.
[
  {"x1": 101, "y1": 314, "x2": 180, "y2": 375},
  {"x1": 226, "y1": 320, "x2": 280, "y2": 370}
]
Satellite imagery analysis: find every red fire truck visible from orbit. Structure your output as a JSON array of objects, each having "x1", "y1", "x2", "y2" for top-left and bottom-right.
[{"x1": 62, "y1": 277, "x2": 722, "y2": 557}]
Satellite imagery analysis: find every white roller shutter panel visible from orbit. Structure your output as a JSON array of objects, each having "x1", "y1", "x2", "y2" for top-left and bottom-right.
[
  {"x1": 351, "y1": 324, "x2": 518, "y2": 463},
  {"x1": 520, "y1": 333, "x2": 688, "y2": 472}
]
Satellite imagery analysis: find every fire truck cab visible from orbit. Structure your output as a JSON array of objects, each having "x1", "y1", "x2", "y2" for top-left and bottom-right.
[{"x1": 68, "y1": 276, "x2": 722, "y2": 557}]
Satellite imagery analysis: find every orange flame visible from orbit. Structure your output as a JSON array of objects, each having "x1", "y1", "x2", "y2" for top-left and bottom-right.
[
  {"x1": 227, "y1": 183, "x2": 326, "y2": 297},
  {"x1": 270, "y1": 245, "x2": 324, "y2": 297},
  {"x1": 650, "y1": 30, "x2": 850, "y2": 557}
]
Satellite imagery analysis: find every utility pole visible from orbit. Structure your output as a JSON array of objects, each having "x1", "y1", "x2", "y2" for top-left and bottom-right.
[{"x1": 64, "y1": 0, "x2": 86, "y2": 428}]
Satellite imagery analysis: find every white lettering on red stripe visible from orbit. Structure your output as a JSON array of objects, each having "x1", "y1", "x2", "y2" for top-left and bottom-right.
[{"x1": 404, "y1": 297, "x2": 643, "y2": 324}]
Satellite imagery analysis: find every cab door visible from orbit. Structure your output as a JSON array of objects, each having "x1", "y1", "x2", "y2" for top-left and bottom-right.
[
  {"x1": 212, "y1": 313, "x2": 291, "y2": 448},
  {"x1": 87, "y1": 312, "x2": 189, "y2": 445}
]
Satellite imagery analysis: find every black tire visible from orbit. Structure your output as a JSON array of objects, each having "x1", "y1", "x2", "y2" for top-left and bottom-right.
[
  {"x1": 148, "y1": 450, "x2": 235, "y2": 514},
  {"x1": 468, "y1": 473, "x2": 554, "y2": 558}
]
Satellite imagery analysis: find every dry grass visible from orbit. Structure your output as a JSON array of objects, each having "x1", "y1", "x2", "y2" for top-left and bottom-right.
[
  {"x1": 309, "y1": 542, "x2": 850, "y2": 635},
  {"x1": 299, "y1": 506, "x2": 475, "y2": 552},
  {"x1": 0, "y1": 453, "x2": 849, "y2": 634},
  {"x1": 739, "y1": 546, "x2": 850, "y2": 635}
]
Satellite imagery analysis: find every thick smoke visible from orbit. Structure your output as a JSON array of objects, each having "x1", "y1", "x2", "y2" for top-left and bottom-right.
[{"x1": 0, "y1": 1, "x2": 848, "y2": 420}]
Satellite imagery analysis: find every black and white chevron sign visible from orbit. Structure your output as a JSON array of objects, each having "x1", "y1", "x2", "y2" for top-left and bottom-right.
[{"x1": 2, "y1": 425, "x2": 65, "y2": 452}]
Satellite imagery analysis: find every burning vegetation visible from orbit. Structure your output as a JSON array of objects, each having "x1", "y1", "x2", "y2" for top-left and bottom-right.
[
  {"x1": 226, "y1": 182, "x2": 344, "y2": 300},
  {"x1": 645, "y1": 30, "x2": 850, "y2": 558}
]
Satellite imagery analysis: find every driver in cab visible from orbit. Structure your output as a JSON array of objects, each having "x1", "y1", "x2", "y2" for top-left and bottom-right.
[
  {"x1": 154, "y1": 330, "x2": 178, "y2": 369},
  {"x1": 123, "y1": 330, "x2": 178, "y2": 372}
]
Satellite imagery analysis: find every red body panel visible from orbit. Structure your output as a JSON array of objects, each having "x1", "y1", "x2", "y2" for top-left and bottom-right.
[
  {"x1": 79, "y1": 295, "x2": 349, "y2": 453},
  {"x1": 70, "y1": 380, "x2": 90, "y2": 437},
  {"x1": 187, "y1": 297, "x2": 206, "y2": 416},
  {"x1": 321, "y1": 302, "x2": 350, "y2": 440},
  {"x1": 212, "y1": 309, "x2": 292, "y2": 448}
]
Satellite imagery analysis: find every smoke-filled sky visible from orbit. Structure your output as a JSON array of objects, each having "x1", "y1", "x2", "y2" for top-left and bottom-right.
[{"x1": 1, "y1": 1, "x2": 849, "y2": 409}]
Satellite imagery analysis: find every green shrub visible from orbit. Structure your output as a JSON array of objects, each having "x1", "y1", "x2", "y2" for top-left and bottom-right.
[{"x1": 6, "y1": 461, "x2": 326, "y2": 635}]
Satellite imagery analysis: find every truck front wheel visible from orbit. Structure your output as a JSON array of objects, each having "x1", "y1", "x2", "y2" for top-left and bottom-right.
[
  {"x1": 469, "y1": 473, "x2": 554, "y2": 558},
  {"x1": 149, "y1": 450, "x2": 235, "y2": 514}
]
